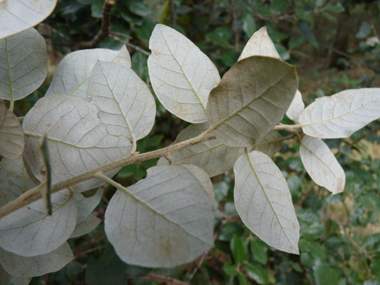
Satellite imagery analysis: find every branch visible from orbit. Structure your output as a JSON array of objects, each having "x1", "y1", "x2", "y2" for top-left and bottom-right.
[
  {"x1": 0, "y1": 133, "x2": 216, "y2": 219},
  {"x1": 108, "y1": 34, "x2": 151, "y2": 56},
  {"x1": 349, "y1": 126, "x2": 380, "y2": 148},
  {"x1": 76, "y1": 0, "x2": 115, "y2": 49},
  {"x1": 169, "y1": 0, "x2": 177, "y2": 26},
  {"x1": 128, "y1": 272, "x2": 189, "y2": 285}
]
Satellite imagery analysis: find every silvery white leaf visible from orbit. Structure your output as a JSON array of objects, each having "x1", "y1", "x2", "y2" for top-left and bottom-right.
[
  {"x1": 207, "y1": 56, "x2": 297, "y2": 147},
  {"x1": 286, "y1": 90, "x2": 305, "y2": 123},
  {"x1": 300, "y1": 136, "x2": 345, "y2": 194},
  {"x1": 88, "y1": 61, "x2": 156, "y2": 143},
  {"x1": 239, "y1": 27, "x2": 280, "y2": 60},
  {"x1": 148, "y1": 24, "x2": 220, "y2": 123},
  {"x1": 0, "y1": 189, "x2": 77, "y2": 256},
  {"x1": 0, "y1": 242, "x2": 73, "y2": 277},
  {"x1": 105, "y1": 165, "x2": 214, "y2": 267},
  {"x1": 22, "y1": 94, "x2": 132, "y2": 186},
  {"x1": 0, "y1": 0, "x2": 57, "y2": 39},
  {"x1": 0, "y1": 101, "x2": 24, "y2": 159},
  {"x1": 234, "y1": 151, "x2": 300, "y2": 254},
  {"x1": 298, "y1": 88, "x2": 380, "y2": 138},
  {"x1": 70, "y1": 214, "x2": 101, "y2": 238},
  {"x1": 0, "y1": 158, "x2": 36, "y2": 207},
  {"x1": 10, "y1": 276, "x2": 32, "y2": 285},
  {"x1": 0, "y1": 28, "x2": 47, "y2": 101},
  {"x1": 46, "y1": 47, "x2": 131, "y2": 100},
  {"x1": 75, "y1": 189, "x2": 103, "y2": 223}
]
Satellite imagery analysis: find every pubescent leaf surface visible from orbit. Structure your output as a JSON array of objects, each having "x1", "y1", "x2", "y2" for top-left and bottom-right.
[
  {"x1": 22, "y1": 94, "x2": 132, "y2": 187},
  {"x1": 286, "y1": 90, "x2": 304, "y2": 123},
  {"x1": 0, "y1": 100, "x2": 24, "y2": 159},
  {"x1": 75, "y1": 189, "x2": 103, "y2": 223},
  {"x1": 0, "y1": 0, "x2": 57, "y2": 39},
  {"x1": 70, "y1": 214, "x2": 101, "y2": 239},
  {"x1": 88, "y1": 61, "x2": 156, "y2": 143},
  {"x1": 105, "y1": 165, "x2": 214, "y2": 267},
  {"x1": 234, "y1": 151, "x2": 300, "y2": 254},
  {"x1": 148, "y1": 24, "x2": 220, "y2": 123},
  {"x1": 207, "y1": 56, "x2": 297, "y2": 147},
  {"x1": 300, "y1": 136, "x2": 345, "y2": 194},
  {"x1": 0, "y1": 189, "x2": 77, "y2": 257},
  {"x1": 0, "y1": 28, "x2": 47, "y2": 102},
  {"x1": 46, "y1": 47, "x2": 131, "y2": 100},
  {"x1": 0, "y1": 242, "x2": 73, "y2": 277},
  {"x1": 298, "y1": 88, "x2": 380, "y2": 138}
]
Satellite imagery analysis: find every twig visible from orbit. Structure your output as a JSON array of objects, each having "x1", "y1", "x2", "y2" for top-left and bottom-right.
[
  {"x1": 349, "y1": 126, "x2": 380, "y2": 148},
  {"x1": 128, "y1": 272, "x2": 189, "y2": 285},
  {"x1": 169, "y1": 0, "x2": 177, "y2": 26},
  {"x1": 368, "y1": 7, "x2": 379, "y2": 39},
  {"x1": 76, "y1": 0, "x2": 115, "y2": 49},
  {"x1": 231, "y1": 0, "x2": 239, "y2": 52},
  {"x1": 164, "y1": 153, "x2": 174, "y2": 165},
  {"x1": 108, "y1": 34, "x2": 151, "y2": 56},
  {"x1": 109, "y1": 31, "x2": 133, "y2": 39}
]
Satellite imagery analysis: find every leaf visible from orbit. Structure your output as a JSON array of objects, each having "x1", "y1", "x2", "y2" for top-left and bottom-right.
[
  {"x1": 298, "y1": 89, "x2": 380, "y2": 139},
  {"x1": 128, "y1": 2, "x2": 151, "y2": 16},
  {"x1": 238, "y1": 273, "x2": 250, "y2": 285},
  {"x1": 239, "y1": 27, "x2": 280, "y2": 61},
  {"x1": 251, "y1": 130, "x2": 283, "y2": 157},
  {"x1": 70, "y1": 214, "x2": 101, "y2": 238},
  {"x1": 0, "y1": 263, "x2": 11, "y2": 285},
  {"x1": 148, "y1": 24, "x2": 220, "y2": 123},
  {"x1": 300, "y1": 136, "x2": 345, "y2": 194},
  {"x1": 356, "y1": 22, "x2": 371, "y2": 39},
  {"x1": 231, "y1": 236, "x2": 247, "y2": 264},
  {"x1": 22, "y1": 95, "x2": 132, "y2": 188},
  {"x1": 0, "y1": 28, "x2": 48, "y2": 102},
  {"x1": 234, "y1": 151, "x2": 300, "y2": 254},
  {"x1": 0, "y1": 0, "x2": 57, "y2": 39},
  {"x1": 207, "y1": 56, "x2": 297, "y2": 147},
  {"x1": 286, "y1": 90, "x2": 305, "y2": 123},
  {"x1": 105, "y1": 165, "x2": 214, "y2": 267},
  {"x1": 0, "y1": 242, "x2": 73, "y2": 277},
  {"x1": 0, "y1": 100, "x2": 24, "y2": 159},
  {"x1": 250, "y1": 239, "x2": 268, "y2": 265},
  {"x1": 10, "y1": 276, "x2": 32, "y2": 285},
  {"x1": 88, "y1": 61, "x2": 156, "y2": 145},
  {"x1": 75, "y1": 189, "x2": 103, "y2": 223},
  {"x1": 46, "y1": 46, "x2": 131, "y2": 100},
  {"x1": 0, "y1": 158, "x2": 36, "y2": 207},
  {"x1": 244, "y1": 261, "x2": 268, "y2": 284},
  {"x1": 242, "y1": 14, "x2": 256, "y2": 38},
  {"x1": 223, "y1": 263, "x2": 238, "y2": 277},
  {"x1": 157, "y1": 123, "x2": 245, "y2": 177},
  {"x1": 0, "y1": 189, "x2": 77, "y2": 256},
  {"x1": 298, "y1": 21, "x2": 318, "y2": 48},
  {"x1": 206, "y1": 27, "x2": 232, "y2": 47},
  {"x1": 314, "y1": 264, "x2": 339, "y2": 285}
]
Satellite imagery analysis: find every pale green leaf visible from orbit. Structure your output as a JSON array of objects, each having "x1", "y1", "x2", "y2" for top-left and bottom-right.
[
  {"x1": 0, "y1": 0, "x2": 57, "y2": 39},
  {"x1": 157, "y1": 123, "x2": 245, "y2": 177},
  {"x1": 234, "y1": 151, "x2": 300, "y2": 254},
  {"x1": 75, "y1": 189, "x2": 103, "y2": 223},
  {"x1": 207, "y1": 56, "x2": 297, "y2": 147},
  {"x1": 148, "y1": 24, "x2": 220, "y2": 123},
  {"x1": 0, "y1": 189, "x2": 77, "y2": 256},
  {"x1": 22, "y1": 95, "x2": 132, "y2": 188},
  {"x1": 46, "y1": 46, "x2": 131, "y2": 100},
  {"x1": 239, "y1": 27, "x2": 280, "y2": 61},
  {"x1": 105, "y1": 165, "x2": 214, "y2": 267},
  {"x1": 0, "y1": 100, "x2": 24, "y2": 159},
  {"x1": 0, "y1": 158, "x2": 36, "y2": 207},
  {"x1": 286, "y1": 90, "x2": 305, "y2": 123},
  {"x1": 70, "y1": 214, "x2": 101, "y2": 238},
  {"x1": 0, "y1": 242, "x2": 73, "y2": 277},
  {"x1": 0, "y1": 263, "x2": 11, "y2": 285},
  {"x1": 88, "y1": 61, "x2": 156, "y2": 144},
  {"x1": 298, "y1": 88, "x2": 380, "y2": 138},
  {"x1": 300, "y1": 136, "x2": 345, "y2": 194},
  {"x1": 0, "y1": 28, "x2": 47, "y2": 101}
]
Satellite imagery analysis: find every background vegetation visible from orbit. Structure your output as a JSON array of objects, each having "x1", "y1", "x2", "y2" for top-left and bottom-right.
[{"x1": 16, "y1": 0, "x2": 380, "y2": 284}]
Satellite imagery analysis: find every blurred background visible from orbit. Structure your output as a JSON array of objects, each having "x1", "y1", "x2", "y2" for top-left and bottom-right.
[{"x1": 20, "y1": 0, "x2": 380, "y2": 284}]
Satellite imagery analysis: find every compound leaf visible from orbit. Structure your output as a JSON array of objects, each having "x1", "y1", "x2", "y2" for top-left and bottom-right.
[
  {"x1": 0, "y1": 189, "x2": 77, "y2": 256},
  {"x1": 234, "y1": 151, "x2": 300, "y2": 254},
  {"x1": 300, "y1": 136, "x2": 345, "y2": 194},
  {"x1": 0, "y1": 0, "x2": 57, "y2": 39},
  {"x1": 46, "y1": 47, "x2": 131, "y2": 100},
  {"x1": 22, "y1": 95, "x2": 132, "y2": 188},
  {"x1": 298, "y1": 88, "x2": 380, "y2": 138},
  {"x1": 88, "y1": 61, "x2": 156, "y2": 145},
  {"x1": 286, "y1": 90, "x2": 305, "y2": 123},
  {"x1": 0, "y1": 28, "x2": 47, "y2": 102},
  {"x1": 0, "y1": 242, "x2": 73, "y2": 277},
  {"x1": 105, "y1": 165, "x2": 214, "y2": 267},
  {"x1": 207, "y1": 56, "x2": 297, "y2": 147},
  {"x1": 0, "y1": 100, "x2": 24, "y2": 159},
  {"x1": 70, "y1": 214, "x2": 101, "y2": 238},
  {"x1": 148, "y1": 24, "x2": 220, "y2": 123}
]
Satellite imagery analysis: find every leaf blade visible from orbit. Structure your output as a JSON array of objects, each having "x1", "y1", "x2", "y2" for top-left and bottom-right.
[{"x1": 286, "y1": 90, "x2": 305, "y2": 123}]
